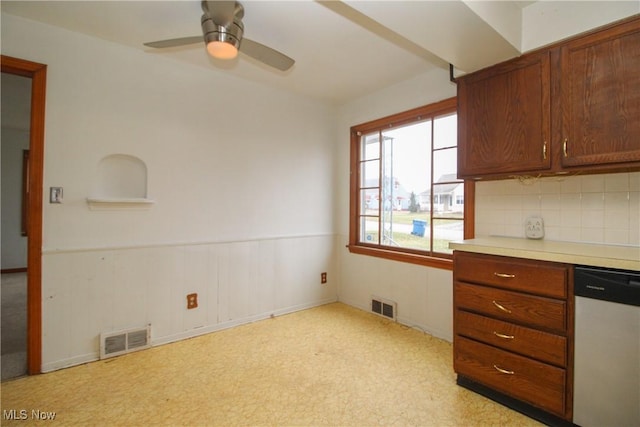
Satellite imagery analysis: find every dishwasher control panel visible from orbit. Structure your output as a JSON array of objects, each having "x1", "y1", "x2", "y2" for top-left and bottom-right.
[{"x1": 575, "y1": 266, "x2": 640, "y2": 306}]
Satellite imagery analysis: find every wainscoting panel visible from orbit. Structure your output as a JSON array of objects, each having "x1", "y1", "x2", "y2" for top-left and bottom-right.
[{"x1": 41, "y1": 234, "x2": 338, "y2": 372}]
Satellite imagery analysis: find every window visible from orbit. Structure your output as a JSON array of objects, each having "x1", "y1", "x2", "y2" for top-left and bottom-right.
[{"x1": 348, "y1": 97, "x2": 474, "y2": 270}]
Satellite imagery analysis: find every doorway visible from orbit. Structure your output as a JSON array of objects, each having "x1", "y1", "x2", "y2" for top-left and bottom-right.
[
  {"x1": 1, "y1": 72, "x2": 30, "y2": 380},
  {"x1": 1, "y1": 55, "x2": 46, "y2": 377}
]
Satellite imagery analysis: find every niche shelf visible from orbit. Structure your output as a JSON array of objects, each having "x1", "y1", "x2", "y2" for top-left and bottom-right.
[
  {"x1": 87, "y1": 154, "x2": 154, "y2": 210},
  {"x1": 86, "y1": 197, "x2": 155, "y2": 210}
]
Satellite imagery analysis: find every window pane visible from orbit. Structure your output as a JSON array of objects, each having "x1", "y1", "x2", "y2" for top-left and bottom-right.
[
  {"x1": 433, "y1": 113, "x2": 457, "y2": 149},
  {"x1": 380, "y1": 211, "x2": 430, "y2": 251},
  {"x1": 381, "y1": 121, "x2": 431, "y2": 197},
  {"x1": 376, "y1": 121, "x2": 432, "y2": 251},
  {"x1": 360, "y1": 188, "x2": 379, "y2": 215},
  {"x1": 360, "y1": 216, "x2": 379, "y2": 244},
  {"x1": 432, "y1": 218, "x2": 463, "y2": 254},
  {"x1": 360, "y1": 159, "x2": 379, "y2": 188},
  {"x1": 361, "y1": 133, "x2": 380, "y2": 161},
  {"x1": 432, "y1": 181, "x2": 464, "y2": 218},
  {"x1": 433, "y1": 147, "x2": 458, "y2": 183}
]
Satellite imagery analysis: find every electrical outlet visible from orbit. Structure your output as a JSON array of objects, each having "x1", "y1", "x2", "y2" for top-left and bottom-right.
[
  {"x1": 525, "y1": 216, "x2": 544, "y2": 239},
  {"x1": 321, "y1": 272, "x2": 327, "y2": 284},
  {"x1": 186, "y1": 293, "x2": 198, "y2": 309}
]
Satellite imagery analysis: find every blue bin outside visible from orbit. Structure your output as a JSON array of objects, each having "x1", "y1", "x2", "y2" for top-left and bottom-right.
[{"x1": 411, "y1": 219, "x2": 427, "y2": 237}]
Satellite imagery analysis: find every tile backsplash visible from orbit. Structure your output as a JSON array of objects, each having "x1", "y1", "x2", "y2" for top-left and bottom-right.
[{"x1": 475, "y1": 171, "x2": 640, "y2": 246}]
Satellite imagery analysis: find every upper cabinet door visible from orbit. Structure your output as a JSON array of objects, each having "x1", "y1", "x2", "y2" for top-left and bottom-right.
[
  {"x1": 458, "y1": 51, "x2": 551, "y2": 179},
  {"x1": 559, "y1": 19, "x2": 640, "y2": 168}
]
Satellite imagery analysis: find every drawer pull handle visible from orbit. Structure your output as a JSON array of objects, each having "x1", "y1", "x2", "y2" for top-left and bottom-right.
[
  {"x1": 494, "y1": 272, "x2": 516, "y2": 279},
  {"x1": 493, "y1": 364, "x2": 515, "y2": 375},
  {"x1": 492, "y1": 300, "x2": 512, "y2": 314},
  {"x1": 493, "y1": 331, "x2": 515, "y2": 340}
]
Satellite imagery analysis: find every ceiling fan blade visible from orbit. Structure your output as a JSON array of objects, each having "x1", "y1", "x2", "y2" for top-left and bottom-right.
[
  {"x1": 240, "y1": 38, "x2": 295, "y2": 71},
  {"x1": 144, "y1": 36, "x2": 203, "y2": 49},
  {"x1": 202, "y1": 0, "x2": 236, "y2": 26}
]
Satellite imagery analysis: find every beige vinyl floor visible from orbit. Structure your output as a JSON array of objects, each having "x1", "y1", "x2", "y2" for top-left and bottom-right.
[
  {"x1": 1, "y1": 272, "x2": 28, "y2": 381},
  {"x1": 1, "y1": 302, "x2": 542, "y2": 426}
]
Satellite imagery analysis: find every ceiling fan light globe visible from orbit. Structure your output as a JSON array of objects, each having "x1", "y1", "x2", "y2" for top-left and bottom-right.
[{"x1": 207, "y1": 41, "x2": 238, "y2": 59}]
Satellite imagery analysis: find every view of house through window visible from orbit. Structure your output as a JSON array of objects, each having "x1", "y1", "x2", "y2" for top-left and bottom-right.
[{"x1": 350, "y1": 98, "x2": 467, "y2": 265}]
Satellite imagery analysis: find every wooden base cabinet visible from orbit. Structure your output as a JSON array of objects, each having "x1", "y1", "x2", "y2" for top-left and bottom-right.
[{"x1": 453, "y1": 251, "x2": 574, "y2": 423}]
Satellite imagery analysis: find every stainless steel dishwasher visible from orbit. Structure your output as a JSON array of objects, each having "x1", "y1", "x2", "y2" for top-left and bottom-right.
[{"x1": 573, "y1": 265, "x2": 640, "y2": 427}]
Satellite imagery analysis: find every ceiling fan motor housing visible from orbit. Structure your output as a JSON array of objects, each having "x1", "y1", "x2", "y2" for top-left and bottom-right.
[{"x1": 201, "y1": 14, "x2": 243, "y2": 50}]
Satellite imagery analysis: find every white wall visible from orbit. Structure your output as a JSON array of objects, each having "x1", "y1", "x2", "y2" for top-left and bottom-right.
[
  {"x1": 335, "y1": 69, "x2": 458, "y2": 341},
  {"x1": 1, "y1": 127, "x2": 30, "y2": 269},
  {"x1": 2, "y1": 13, "x2": 339, "y2": 372},
  {"x1": 521, "y1": 1, "x2": 640, "y2": 51}
]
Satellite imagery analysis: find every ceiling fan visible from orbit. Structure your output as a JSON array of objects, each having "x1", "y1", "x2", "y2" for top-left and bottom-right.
[{"x1": 144, "y1": 1, "x2": 295, "y2": 71}]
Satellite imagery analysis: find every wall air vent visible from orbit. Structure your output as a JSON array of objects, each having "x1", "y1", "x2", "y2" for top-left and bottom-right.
[
  {"x1": 100, "y1": 325, "x2": 151, "y2": 359},
  {"x1": 371, "y1": 296, "x2": 397, "y2": 321}
]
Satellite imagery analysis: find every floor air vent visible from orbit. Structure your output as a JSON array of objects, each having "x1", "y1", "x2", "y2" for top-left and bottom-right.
[
  {"x1": 371, "y1": 296, "x2": 397, "y2": 320},
  {"x1": 100, "y1": 325, "x2": 150, "y2": 359}
]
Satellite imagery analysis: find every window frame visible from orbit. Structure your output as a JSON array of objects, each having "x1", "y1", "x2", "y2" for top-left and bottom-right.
[{"x1": 348, "y1": 97, "x2": 475, "y2": 270}]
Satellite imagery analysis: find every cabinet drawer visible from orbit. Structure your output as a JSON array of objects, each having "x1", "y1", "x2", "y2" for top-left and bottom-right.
[
  {"x1": 454, "y1": 252, "x2": 567, "y2": 299},
  {"x1": 455, "y1": 282, "x2": 567, "y2": 333},
  {"x1": 455, "y1": 310, "x2": 567, "y2": 366},
  {"x1": 455, "y1": 336, "x2": 566, "y2": 417}
]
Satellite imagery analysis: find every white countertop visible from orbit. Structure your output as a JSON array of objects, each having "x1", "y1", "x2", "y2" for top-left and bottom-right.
[{"x1": 449, "y1": 237, "x2": 640, "y2": 271}]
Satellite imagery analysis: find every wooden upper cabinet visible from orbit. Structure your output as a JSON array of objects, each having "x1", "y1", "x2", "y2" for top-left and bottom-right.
[
  {"x1": 458, "y1": 51, "x2": 551, "y2": 178},
  {"x1": 458, "y1": 15, "x2": 640, "y2": 179},
  {"x1": 558, "y1": 18, "x2": 640, "y2": 168}
]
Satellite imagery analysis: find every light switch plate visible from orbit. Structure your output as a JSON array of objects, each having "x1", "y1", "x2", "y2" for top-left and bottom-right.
[
  {"x1": 525, "y1": 216, "x2": 544, "y2": 239},
  {"x1": 49, "y1": 187, "x2": 63, "y2": 203}
]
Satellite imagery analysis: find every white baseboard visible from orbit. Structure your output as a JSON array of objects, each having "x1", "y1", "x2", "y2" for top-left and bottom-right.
[
  {"x1": 42, "y1": 353, "x2": 97, "y2": 373},
  {"x1": 152, "y1": 297, "x2": 338, "y2": 347},
  {"x1": 338, "y1": 297, "x2": 452, "y2": 343},
  {"x1": 40, "y1": 298, "x2": 338, "y2": 373}
]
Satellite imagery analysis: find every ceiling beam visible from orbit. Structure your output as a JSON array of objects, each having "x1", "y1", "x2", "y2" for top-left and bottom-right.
[{"x1": 343, "y1": 0, "x2": 521, "y2": 74}]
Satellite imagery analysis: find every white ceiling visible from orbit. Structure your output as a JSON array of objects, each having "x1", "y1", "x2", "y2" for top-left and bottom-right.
[{"x1": 2, "y1": 0, "x2": 536, "y2": 105}]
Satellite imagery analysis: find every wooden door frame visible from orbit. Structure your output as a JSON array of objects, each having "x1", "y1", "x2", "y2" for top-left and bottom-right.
[{"x1": 2, "y1": 55, "x2": 46, "y2": 375}]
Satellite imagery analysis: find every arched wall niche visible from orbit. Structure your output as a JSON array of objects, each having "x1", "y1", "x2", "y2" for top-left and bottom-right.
[{"x1": 87, "y1": 154, "x2": 154, "y2": 209}]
